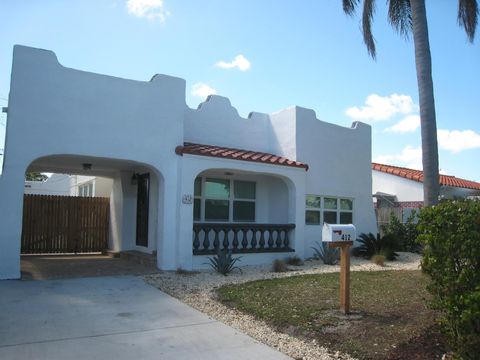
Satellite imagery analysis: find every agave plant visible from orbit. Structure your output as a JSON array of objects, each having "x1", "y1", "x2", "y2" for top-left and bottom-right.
[
  {"x1": 205, "y1": 248, "x2": 242, "y2": 276},
  {"x1": 311, "y1": 241, "x2": 339, "y2": 265},
  {"x1": 353, "y1": 233, "x2": 399, "y2": 261}
]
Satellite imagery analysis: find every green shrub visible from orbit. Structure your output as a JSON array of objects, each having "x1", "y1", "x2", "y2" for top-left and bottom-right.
[
  {"x1": 272, "y1": 259, "x2": 288, "y2": 272},
  {"x1": 205, "y1": 249, "x2": 242, "y2": 276},
  {"x1": 418, "y1": 200, "x2": 480, "y2": 359},
  {"x1": 311, "y1": 240, "x2": 339, "y2": 265},
  {"x1": 285, "y1": 255, "x2": 304, "y2": 266},
  {"x1": 353, "y1": 233, "x2": 399, "y2": 260},
  {"x1": 381, "y1": 210, "x2": 421, "y2": 252}
]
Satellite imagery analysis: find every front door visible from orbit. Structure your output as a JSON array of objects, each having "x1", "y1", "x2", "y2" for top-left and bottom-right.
[{"x1": 136, "y1": 173, "x2": 149, "y2": 247}]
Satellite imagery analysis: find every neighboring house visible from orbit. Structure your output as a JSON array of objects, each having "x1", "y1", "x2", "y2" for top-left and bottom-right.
[
  {"x1": 372, "y1": 162, "x2": 480, "y2": 223},
  {"x1": 24, "y1": 173, "x2": 71, "y2": 195},
  {"x1": 70, "y1": 175, "x2": 113, "y2": 197},
  {"x1": 0, "y1": 46, "x2": 377, "y2": 279}
]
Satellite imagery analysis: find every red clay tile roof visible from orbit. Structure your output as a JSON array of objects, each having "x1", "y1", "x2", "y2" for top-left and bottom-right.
[
  {"x1": 176, "y1": 142, "x2": 308, "y2": 170},
  {"x1": 372, "y1": 163, "x2": 480, "y2": 191}
]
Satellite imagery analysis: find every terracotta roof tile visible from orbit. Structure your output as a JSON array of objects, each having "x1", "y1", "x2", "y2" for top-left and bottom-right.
[
  {"x1": 372, "y1": 163, "x2": 480, "y2": 191},
  {"x1": 176, "y1": 142, "x2": 308, "y2": 170}
]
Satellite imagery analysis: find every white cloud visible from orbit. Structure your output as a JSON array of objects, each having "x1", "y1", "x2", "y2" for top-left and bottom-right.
[
  {"x1": 374, "y1": 145, "x2": 423, "y2": 170},
  {"x1": 437, "y1": 129, "x2": 480, "y2": 153},
  {"x1": 191, "y1": 82, "x2": 217, "y2": 99},
  {"x1": 346, "y1": 94, "x2": 417, "y2": 122},
  {"x1": 215, "y1": 55, "x2": 251, "y2": 71},
  {"x1": 385, "y1": 115, "x2": 420, "y2": 133},
  {"x1": 126, "y1": 0, "x2": 170, "y2": 22}
]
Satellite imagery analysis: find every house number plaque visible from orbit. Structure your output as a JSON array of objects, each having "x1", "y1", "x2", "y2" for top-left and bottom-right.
[{"x1": 182, "y1": 194, "x2": 193, "y2": 204}]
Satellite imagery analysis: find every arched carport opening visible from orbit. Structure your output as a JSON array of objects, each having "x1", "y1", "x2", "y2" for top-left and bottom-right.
[{"x1": 20, "y1": 154, "x2": 164, "y2": 278}]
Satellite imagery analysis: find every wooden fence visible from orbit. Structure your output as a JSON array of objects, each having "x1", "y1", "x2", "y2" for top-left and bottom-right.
[{"x1": 21, "y1": 195, "x2": 109, "y2": 254}]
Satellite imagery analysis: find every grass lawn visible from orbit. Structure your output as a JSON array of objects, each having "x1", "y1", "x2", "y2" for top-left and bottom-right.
[{"x1": 217, "y1": 270, "x2": 448, "y2": 360}]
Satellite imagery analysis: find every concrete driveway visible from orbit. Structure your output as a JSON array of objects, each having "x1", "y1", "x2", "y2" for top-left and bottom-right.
[{"x1": 0, "y1": 276, "x2": 290, "y2": 360}]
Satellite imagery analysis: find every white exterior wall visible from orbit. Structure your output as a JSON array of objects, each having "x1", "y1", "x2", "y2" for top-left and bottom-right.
[
  {"x1": 372, "y1": 170, "x2": 424, "y2": 202},
  {"x1": 0, "y1": 46, "x2": 185, "y2": 279},
  {"x1": 71, "y1": 175, "x2": 113, "y2": 197},
  {"x1": 24, "y1": 173, "x2": 70, "y2": 195},
  {"x1": 373, "y1": 170, "x2": 480, "y2": 202},
  {"x1": 293, "y1": 107, "x2": 377, "y2": 257},
  {"x1": 0, "y1": 45, "x2": 377, "y2": 278}
]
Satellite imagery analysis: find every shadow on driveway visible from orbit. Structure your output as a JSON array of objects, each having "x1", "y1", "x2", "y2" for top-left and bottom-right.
[{"x1": 21, "y1": 254, "x2": 159, "y2": 280}]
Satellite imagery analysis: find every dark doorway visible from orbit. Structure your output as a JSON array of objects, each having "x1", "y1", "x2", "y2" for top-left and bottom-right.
[{"x1": 136, "y1": 173, "x2": 150, "y2": 247}]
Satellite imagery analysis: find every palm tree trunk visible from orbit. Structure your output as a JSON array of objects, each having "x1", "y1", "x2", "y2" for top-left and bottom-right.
[{"x1": 410, "y1": 0, "x2": 440, "y2": 206}]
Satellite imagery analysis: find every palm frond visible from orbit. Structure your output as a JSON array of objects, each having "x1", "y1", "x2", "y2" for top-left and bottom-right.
[
  {"x1": 388, "y1": 0, "x2": 412, "y2": 38},
  {"x1": 343, "y1": 0, "x2": 360, "y2": 16},
  {"x1": 458, "y1": 0, "x2": 479, "y2": 42},
  {"x1": 362, "y1": 0, "x2": 377, "y2": 59}
]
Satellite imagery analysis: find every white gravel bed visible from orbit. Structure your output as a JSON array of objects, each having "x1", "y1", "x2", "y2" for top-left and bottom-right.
[{"x1": 144, "y1": 252, "x2": 421, "y2": 360}]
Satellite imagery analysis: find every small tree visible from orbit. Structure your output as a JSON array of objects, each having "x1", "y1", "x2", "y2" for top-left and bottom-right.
[
  {"x1": 25, "y1": 172, "x2": 48, "y2": 181},
  {"x1": 418, "y1": 200, "x2": 480, "y2": 359}
]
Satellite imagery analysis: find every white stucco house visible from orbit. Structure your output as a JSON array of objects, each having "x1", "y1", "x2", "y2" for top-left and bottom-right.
[
  {"x1": 372, "y1": 162, "x2": 480, "y2": 209},
  {"x1": 0, "y1": 45, "x2": 377, "y2": 279},
  {"x1": 24, "y1": 173, "x2": 71, "y2": 195},
  {"x1": 70, "y1": 175, "x2": 113, "y2": 197}
]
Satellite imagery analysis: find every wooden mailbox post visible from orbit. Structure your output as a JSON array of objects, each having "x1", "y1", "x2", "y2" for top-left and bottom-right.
[
  {"x1": 329, "y1": 240, "x2": 353, "y2": 314},
  {"x1": 322, "y1": 224, "x2": 356, "y2": 315}
]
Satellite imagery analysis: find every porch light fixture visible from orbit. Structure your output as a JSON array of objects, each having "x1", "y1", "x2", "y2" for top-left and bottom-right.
[
  {"x1": 82, "y1": 163, "x2": 92, "y2": 171},
  {"x1": 131, "y1": 173, "x2": 139, "y2": 185}
]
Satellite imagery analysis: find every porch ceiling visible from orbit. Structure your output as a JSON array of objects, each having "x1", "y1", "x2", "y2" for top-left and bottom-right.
[
  {"x1": 27, "y1": 155, "x2": 142, "y2": 177},
  {"x1": 175, "y1": 142, "x2": 309, "y2": 170}
]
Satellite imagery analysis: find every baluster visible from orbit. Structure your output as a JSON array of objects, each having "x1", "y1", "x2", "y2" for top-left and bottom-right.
[
  {"x1": 203, "y1": 228, "x2": 210, "y2": 250},
  {"x1": 223, "y1": 229, "x2": 229, "y2": 250},
  {"x1": 241, "y1": 229, "x2": 248, "y2": 249},
  {"x1": 275, "y1": 229, "x2": 282, "y2": 248},
  {"x1": 193, "y1": 227, "x2": 200, "y2": 252},
  {"x1": 267, "y1": 229, "x2": 273, "y2": 248},
  {"x1": 250, "y1": 229, "x2": 257, "y2": 249},
  {"x1": 283, "y1": 228, "x2": 290, "y2": 248},
  {"x1": 259, "y1": 229, "x2": 265, "y2": 249},
  {"x1": 232, "y1": 229, "x2": 239, "y2": 251},
  {"x1": 213, "y1": 229, "x2": 220, "y2": 250}
]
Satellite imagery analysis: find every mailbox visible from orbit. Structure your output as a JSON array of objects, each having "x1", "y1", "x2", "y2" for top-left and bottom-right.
[{"x1": 322, "y1": 223, "x2": 356, "y2": 242}]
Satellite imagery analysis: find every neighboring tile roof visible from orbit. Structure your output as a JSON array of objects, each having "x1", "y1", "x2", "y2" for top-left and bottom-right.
[
  {"x1": 372, "y1": 163, "x2": 480, "y2": 191},
  {"x1": 175, "y1": 142, "x2": 309, "y2": 170}
]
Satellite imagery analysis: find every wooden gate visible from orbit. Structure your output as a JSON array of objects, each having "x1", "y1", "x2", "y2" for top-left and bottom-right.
[{"x1": 21, "y1": 195, "x2": 109, "y2": 254}]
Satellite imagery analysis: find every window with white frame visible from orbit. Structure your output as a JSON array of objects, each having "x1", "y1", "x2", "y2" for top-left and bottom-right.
[
  {"x1": 305, "y1": 195, "x2": 353, "y2": 225},
  {"x1": 78, "y1": 182, "x2": 94, "y2": 197},
  {"x1": 193, "y1": 177, "x2": 256, "y2": 222}
]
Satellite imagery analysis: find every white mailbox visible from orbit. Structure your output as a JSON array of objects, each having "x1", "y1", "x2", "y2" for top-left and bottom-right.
[{"x1": 322, "y1": 223, "x2": 356, "y2": 242}]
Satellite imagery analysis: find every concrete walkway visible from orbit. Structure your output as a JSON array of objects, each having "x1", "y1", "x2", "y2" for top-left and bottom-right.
[{"x1": 0, "y1": 276, "x2": 291, "y2": 360}]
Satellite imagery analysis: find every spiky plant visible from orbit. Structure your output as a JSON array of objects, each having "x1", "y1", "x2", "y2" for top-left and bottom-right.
[
  {"x1": 205, "y1": 248, "x2": 242, "y2": 276},
  {"x1": 311, "y1": 241, "x2": 340, "y2": 265}
]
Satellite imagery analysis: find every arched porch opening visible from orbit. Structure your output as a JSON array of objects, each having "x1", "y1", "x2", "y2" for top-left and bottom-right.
[{"x1": 191, "y1": 168, "x2": 297, "y2": 257}]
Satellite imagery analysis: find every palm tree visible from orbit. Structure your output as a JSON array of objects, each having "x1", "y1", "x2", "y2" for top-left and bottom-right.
[{"x1": 343, "y1": 0, "x2": 478, "y2": 206}]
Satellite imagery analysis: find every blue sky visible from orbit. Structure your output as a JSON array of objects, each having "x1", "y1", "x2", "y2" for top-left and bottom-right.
[{"x1": 1, "y1": 0, "x2": 479, "y2": 180}]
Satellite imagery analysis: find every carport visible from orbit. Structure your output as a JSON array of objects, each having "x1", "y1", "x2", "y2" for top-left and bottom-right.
[{"x1": 18, "y1": 154, "x2": 163, "y2": 279}]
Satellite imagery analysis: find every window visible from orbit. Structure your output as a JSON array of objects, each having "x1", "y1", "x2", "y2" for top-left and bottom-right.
[
  {"x1": 78, "y1": 182, "x2": 94, "y2": 197},
  {"x1": 305, "y1": 195, "x2": 321, "y2": 225},
  {"x1": 305, "y1": 195, "x2": 353, "y2": 225},
  {"x1": 194, "y1": 177, "x2": 256, "y2": 222}
]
